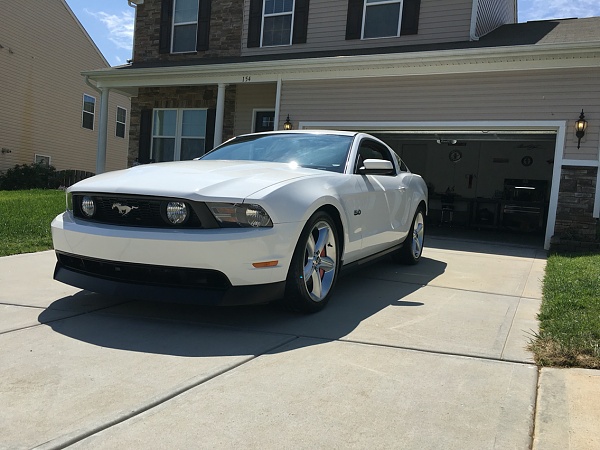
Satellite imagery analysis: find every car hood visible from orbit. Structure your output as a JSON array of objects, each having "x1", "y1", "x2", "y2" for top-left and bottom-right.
[{"x1": 69, "y1": 160, "x2": 327, "y2": 201}]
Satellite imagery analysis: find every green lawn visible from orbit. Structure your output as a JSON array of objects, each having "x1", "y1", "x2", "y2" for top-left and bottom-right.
[
  {"x1": 531, "y1": 253, "x2": 600, "y2": 369},
  {"x1": 0, "y1": 189, "x2": 66, "y2": 257}
]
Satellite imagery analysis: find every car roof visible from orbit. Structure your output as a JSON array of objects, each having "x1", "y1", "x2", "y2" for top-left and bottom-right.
[{"x1": 235, "y1": 129, "x2": 361, "y2": 139}]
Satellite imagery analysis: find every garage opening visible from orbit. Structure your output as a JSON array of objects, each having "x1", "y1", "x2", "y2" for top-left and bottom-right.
[{"x1": 369, "y1": 130, "x2": 557, "y2": 246}]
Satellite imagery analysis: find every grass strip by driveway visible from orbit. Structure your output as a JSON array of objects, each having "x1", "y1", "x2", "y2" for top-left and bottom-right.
[
  {"x1": 531, "y1": 253, "x2": 600, "y2": 369},
  {"x1": 0, "y1": 189, "x2": 65, "y2": 257}
]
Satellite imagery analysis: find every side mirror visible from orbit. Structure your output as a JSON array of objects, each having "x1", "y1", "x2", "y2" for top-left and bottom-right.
[{"x1": 358, "y1": 159, "x2": 395, "y2": 175}]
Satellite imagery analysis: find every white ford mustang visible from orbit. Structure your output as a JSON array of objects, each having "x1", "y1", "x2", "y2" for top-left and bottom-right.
[{"x1": 51, "y1": 130, "x2": 427, "y2": 312}]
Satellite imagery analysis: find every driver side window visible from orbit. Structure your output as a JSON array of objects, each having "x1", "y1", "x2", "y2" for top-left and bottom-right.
[{"x1": 354, "y1": 140, "x2": 396, "y2": 175}]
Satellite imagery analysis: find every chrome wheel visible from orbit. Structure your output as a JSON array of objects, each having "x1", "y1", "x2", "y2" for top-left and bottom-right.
[
  {"x1": 302, "y1": 220, "x2": 337, "y2": 302},
  {"x1": 411, "y1": 210, "x2": 425, "y2": 260}
]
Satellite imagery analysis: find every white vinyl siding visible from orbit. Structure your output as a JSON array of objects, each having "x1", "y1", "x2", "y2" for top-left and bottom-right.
[
  {"x1": 243, "y1": 0, "x2": 473, "y2": 56},
  {"x1": 279, "y1": 68, "x2": 600, "y2": 160},
  {"x1": 172, "y1": 0, "x2": 199, "y2": 53},
  {"x1": 234, "y1": 84, "x2": 278, "y2": 135}
]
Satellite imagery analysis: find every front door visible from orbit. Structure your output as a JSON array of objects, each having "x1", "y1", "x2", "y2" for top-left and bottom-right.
[{"x1": 254, "y1": 111, "x2": 275, "y2": 133}]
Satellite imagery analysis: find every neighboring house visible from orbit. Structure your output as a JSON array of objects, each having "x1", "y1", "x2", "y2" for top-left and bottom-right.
[
  {"x1": 0, "y1": 0, "x2": 130, "y2": 176},
  {"x1": 85, "y1": 0, "x2": 600, "y2": 249}
]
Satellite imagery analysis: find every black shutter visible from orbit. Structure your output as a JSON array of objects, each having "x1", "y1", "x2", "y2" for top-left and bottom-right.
[
  {"x1": 159, "y1": 0, "x2": 174, "y2": 54},
  {"x1": 247, "y1": 0, "x2": 263, "y2": 48},
  {"x1": 292, "y1": 0, "x2": 310, "y2": 44},
  {"x1": 205, "y1": 109, "x2": 217, "y2": 152},
  {"x1": 400, "y1": 0, "x2": 421, "y2": 35},
  {"x1": 196, "y1": 0, "x2": 211, "y2": 51},
  {"x1": 138, "y1": 109, "x2": 152, "y2": 164},
  {"x1": 345, "y1": 0, "x2": 363, "y2": 40}
]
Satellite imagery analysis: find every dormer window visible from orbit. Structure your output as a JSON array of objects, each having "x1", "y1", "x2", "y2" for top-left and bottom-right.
[{"x1": 363, "y1": 0, "x2": 402, "y2": 39}]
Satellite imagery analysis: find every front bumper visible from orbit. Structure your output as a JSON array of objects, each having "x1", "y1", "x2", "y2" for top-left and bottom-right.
[{"x1": 51, "y1": 212, "x2": 302, "y2": 303}]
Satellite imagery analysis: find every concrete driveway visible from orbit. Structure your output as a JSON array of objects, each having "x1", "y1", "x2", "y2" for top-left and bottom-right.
[{"x1": 0, "y1": 236, "x2": 546, "y2": 449}]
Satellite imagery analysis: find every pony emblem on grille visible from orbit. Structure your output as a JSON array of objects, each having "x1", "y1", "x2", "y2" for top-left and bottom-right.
[{"x1": 112, "y1": 203, "x2": 139, "y2": 216}]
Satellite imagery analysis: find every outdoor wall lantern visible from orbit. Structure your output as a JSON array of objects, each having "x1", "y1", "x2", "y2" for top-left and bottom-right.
[
  {"x1": 575, "y1": 109, "x2": 588, "y2": 149},
  {"x1": 283, "y1": 115, "x2": 293, "y2": 130}
]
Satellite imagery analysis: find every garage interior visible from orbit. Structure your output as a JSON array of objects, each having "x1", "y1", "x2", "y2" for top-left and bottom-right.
[{"x1": 371, "y1": 131, "x2": 557, "y2": 246}]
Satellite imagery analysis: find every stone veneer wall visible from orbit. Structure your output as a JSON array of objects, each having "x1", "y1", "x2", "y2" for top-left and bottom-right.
[
  {"x1": 128, "y1": 86, "x2": 237, "y2": 167},
  {"x1": 133, "y1": 0, "x2": 244, "y2": 63},
  {"x1": 552, "y1": 166, "x2": 600, "y2": 252}
]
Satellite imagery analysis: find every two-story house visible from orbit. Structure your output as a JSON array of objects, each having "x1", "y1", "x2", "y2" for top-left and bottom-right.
[
  {"x1": 0, "y1": 0, "x2": 131, "y2": 176},
  {"x1": 84, "y1": 0, "x2": 600, "y2": 250}
]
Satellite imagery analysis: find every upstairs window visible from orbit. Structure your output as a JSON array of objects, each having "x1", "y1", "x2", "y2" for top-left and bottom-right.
[
  {"x1": 262, "y1": 0, "x2": 294, "y2": 46},
  {"x1": 116, "y1": 107, "x2": 127, "y2": 138},
  {"x1": 159, "y1": 0, "x2": 211, "y2": 54},
  {"x1": 346, "y1": 0, "x2": 420, "y2": 40},
  {"x1": 82, "y1": 94, "x2": 95, "y2": 130},
  {"x1": 363, "y1": 0, "x2": 402, "y2": 39},
  {"x1": 247, "y1": 0, "x2": 310, "y2": 48},
  {"x1": 172, "y1": 0, "x2": 199, "y2": 52}
]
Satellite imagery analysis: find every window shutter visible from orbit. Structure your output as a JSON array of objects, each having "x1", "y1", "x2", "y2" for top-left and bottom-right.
[
  {"x1": 345, "y1": 0, "x2": 364, "y2": 40},
  {"x1": 292, "y1": 0, "x2": 310, "y2": 44},
  {"x1": 205, "y1": 109, "x2": 217, "y2": 152},
  {"x1": 196, "y1": 0, "x2": 212, "y2": 51},
  {"x1": 159, "y1": 0, "x2": 174, "y2": 54},
  {"x1": 400, "y1": 0, "x2": 421, "y2": 35},
  {"x1": 247, "y1": 0, "x2": 263, "y2": 48},
  {"x1": 138, "y1": 109, "x2": 153, "y2": 164}
]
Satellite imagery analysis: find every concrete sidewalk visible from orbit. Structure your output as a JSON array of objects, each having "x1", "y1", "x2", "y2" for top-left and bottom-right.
[{"x1": 0, "y1": 238, "x2": 597, "y2": 449}]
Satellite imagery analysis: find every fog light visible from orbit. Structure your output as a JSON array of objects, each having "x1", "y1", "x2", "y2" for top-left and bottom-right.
[
  {"x1": 166, "y1": 201, "x2": 188, "y2": 224},
  {"x1": 81, "y1": 196, "x2": 96, "y2": 217}
]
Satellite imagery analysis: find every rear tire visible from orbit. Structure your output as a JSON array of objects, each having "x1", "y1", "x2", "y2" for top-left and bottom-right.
[
  {"x1": 395, "y1": 206, "x2": 425, "y2": 265},
  {"x1": 283, "y1": 211, "x2": 340, "y2": 313}
]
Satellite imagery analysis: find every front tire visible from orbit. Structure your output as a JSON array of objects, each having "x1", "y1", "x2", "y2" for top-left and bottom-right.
[
  {"x1": 283, "y1": 211, "x2": 340, "y2": 313},
  {"x1": 395, "y1": 206, "x2": 425, "y2": 265}
]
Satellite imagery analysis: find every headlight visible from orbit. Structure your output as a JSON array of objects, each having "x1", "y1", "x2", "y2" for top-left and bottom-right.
[
  {"x1": 166, "y1": 201, "x2": 189, "y2": 225},
  {"x1": 208, "y1": 203, "x2": 273, "y2": 228},
  {"x1": 81, "y1": 196, "x2": 96, "y2": 217}
]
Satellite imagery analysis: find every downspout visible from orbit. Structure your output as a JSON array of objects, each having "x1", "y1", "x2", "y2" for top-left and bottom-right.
[
  {"x1": 469, "y1": 0, "x2": 480, "y2": 41},
  {"x1": 127, "y1": 1, "x2": 142, "y2": 62}
]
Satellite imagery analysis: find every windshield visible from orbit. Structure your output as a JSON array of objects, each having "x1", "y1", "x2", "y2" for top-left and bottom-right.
[{"x1": 200, "y1": 133, "x2": 354, "y2": 173}]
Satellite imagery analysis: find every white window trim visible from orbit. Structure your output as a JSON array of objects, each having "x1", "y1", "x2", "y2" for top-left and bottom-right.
[
  {"x1": 260, "y1": 0, "x2": 295, "y2": 47},
  {"x1": 361, "y1": 0, "x2": 403, "y2": 40},
  {"x1": 82, "y1": 94, "x2": 96, "y2": 131},
  {"x1": 171, "y1": 0, "x2": 199, "y2": 54},
  {"x1": 116, "y1": 106, "x2": 127, "y2": 138},
  {"x1": 151, "y1": 108, "x2": 207, "y2": 161},
  {"x1": 34, "y1": 154, "x2": 51, "y2": 167}
]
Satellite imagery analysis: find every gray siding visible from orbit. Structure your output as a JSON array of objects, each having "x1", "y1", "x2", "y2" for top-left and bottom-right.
[
  {"x1": 0, "y1": 0, "x2": 129, "y2": 174},
  {"x1": 241, "y1": 0, "x2": 473, "y2": 57},
  {"x1": 279, "y1": 68, "x2": 599, "y2": 160},
  {"x1": 474, "y1": 0, "x2": 516, "y2": 38},
  {"x1": 234, "y1": 84, "x2": 278, "y2": 135}
]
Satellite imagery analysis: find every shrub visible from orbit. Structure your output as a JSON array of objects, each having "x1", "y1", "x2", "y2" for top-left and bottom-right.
[{"x1": 0, "y1": 163, "x2": 61, "y2": 190}]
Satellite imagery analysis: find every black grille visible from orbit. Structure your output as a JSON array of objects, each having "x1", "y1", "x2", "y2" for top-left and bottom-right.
[
  {"x1": 73, "y1": 194, "x2": 207, "y2": 228},
  {"x1": 57, "y1": 253, "x2": 231, "y2": 289}
]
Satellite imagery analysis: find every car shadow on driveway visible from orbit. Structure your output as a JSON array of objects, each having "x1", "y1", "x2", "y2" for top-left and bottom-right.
[{"x1": 38, "y1": 256, "x2": 447, "y2": 357}]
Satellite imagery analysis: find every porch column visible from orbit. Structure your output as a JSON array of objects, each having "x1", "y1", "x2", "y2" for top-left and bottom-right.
[
  {"x1": 214, "y1": 83, "x2": 227, "y2": 146},
  {"x1": 96, "y1": 87, "x2": 110, "y2": 174}
]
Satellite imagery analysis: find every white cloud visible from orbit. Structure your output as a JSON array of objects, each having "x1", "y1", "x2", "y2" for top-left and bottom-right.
[
  {"x1": 520, "y1": 0, "x2": 600, "y2": 22},
  {"x1": 85, "y1": 9, "x2": 134, "y2": 51}
]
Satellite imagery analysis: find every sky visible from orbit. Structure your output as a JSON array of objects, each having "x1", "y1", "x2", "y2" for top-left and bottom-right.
[{"x1": 64, "y1": 0, "x2": 600, "y2": 67}]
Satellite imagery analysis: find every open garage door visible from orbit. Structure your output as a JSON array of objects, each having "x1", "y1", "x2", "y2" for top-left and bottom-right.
[{"x1": 369, "y1": 130, "x2": 557, "y2": 247}]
